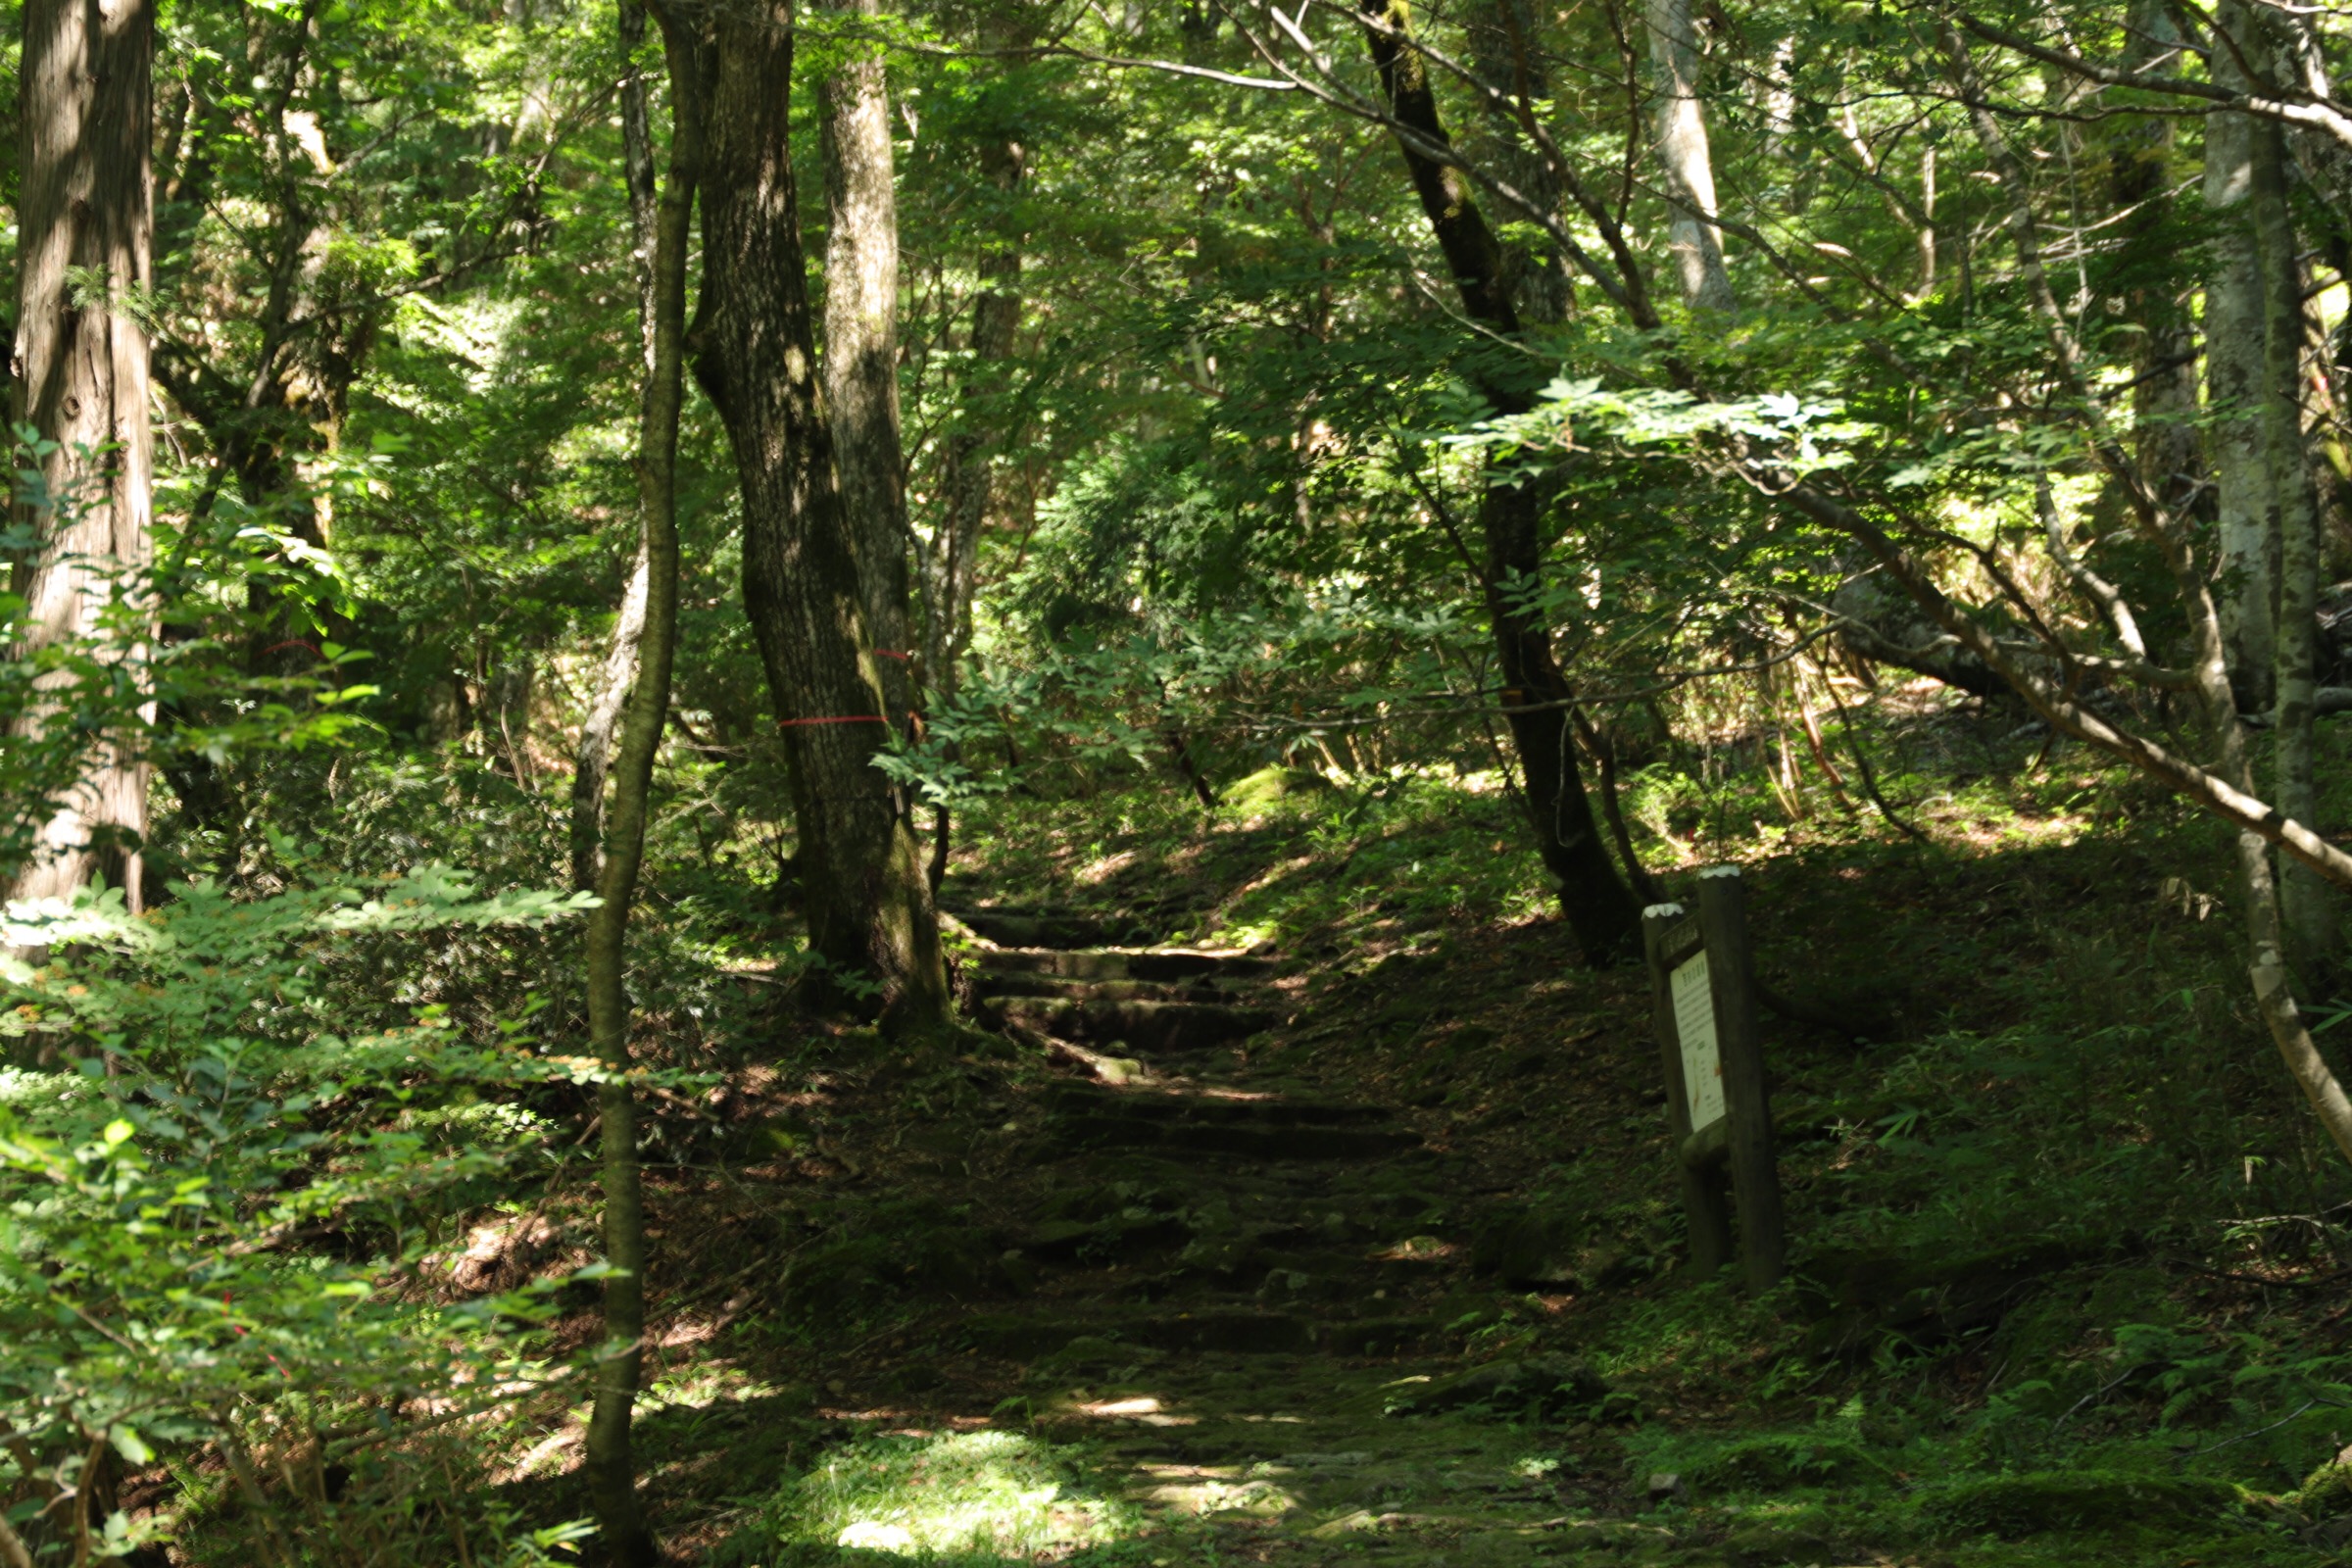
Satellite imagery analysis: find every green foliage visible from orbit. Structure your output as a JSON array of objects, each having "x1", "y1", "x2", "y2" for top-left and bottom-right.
[{"x1": 0, "y1": 870, "x2": 604, "y2": 1561}]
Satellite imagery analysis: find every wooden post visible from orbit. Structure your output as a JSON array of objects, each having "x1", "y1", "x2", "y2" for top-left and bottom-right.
[
  {"x1": 1642, "y1": 901, "x2": 1734, "y2": 1276},
  {"x1": 1696, "y1": 865, "x2": 1786, "y2": 1291}
]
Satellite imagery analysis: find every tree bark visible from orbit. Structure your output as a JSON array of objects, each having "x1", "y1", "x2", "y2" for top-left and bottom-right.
[
  {"x1": 1642, "y1": 0, "x2": 1734, "y2": 311},
  {"x1": 692, "y1": 0, "x2": 952, "y2": 1036},
  {"x1": 2207, "y1": 4, "x2": 2278, "y2": 708},
  {"x1": 580, "y1": 5, "x2": 703, "y2": 1562},
  {"x1": 571, "y1": 0, "x2": 662, "y2": 893},
  {"x1": 821, "y1": 0, "x2": 917, "y2": 730},
  {"x1": 1358, "y1": 0, "x2": 1640, "y2": 962},
  {"x1": 2250, "y1": 104, "x2": 2336, "y2": 973},
  {"x1": 10, "y1": 0, "x2": 156, "y2": 908}
]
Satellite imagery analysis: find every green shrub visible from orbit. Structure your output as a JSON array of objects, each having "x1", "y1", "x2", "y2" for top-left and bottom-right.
[{"x1": 0, "y1": 869, "x2": 611, "y2": 1562}]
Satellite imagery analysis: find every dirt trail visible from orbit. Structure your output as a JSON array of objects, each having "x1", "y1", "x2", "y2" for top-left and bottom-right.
[{"x1": 926, "y1": 910, "x2": 1655, "y2": 1567}]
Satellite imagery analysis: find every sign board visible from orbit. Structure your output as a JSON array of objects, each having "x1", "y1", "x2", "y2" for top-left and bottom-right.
[
  {"x1": 1669, "y1": 951, "x2": 1725, "y2": 1134},
  {"x1": 1640, "y1": 867, "x2": 1785, "y2": 1292}
]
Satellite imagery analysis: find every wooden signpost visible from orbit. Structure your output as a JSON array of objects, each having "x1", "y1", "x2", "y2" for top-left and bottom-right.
[{"x1": 1642, "y1": 865, "x2": 1785, "y2": 1292}]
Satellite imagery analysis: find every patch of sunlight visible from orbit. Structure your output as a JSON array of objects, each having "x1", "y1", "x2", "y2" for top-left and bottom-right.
[
  {"x1": 768, "y1": 1429, "x2": 1139, "y2": 1561},
  {"x1": 1076, "y1": 851, "x2": 1139, "y2": 884},
  {"x1": 640, "y1": 1364, "x2": 780, "y2": 1416},
  {"x1": 508, "y1": 1366, "x2": 782, "y2": 1486},
  {"x1": 1213, "y1": 918, "x2": 1280, "y2": 950},
  {"x1": 2324, "y1": 276, "x2": 2352, "y2": 333},
  {"x1": 1134, "y1": 1464, "x2": 1298, "y2": 1518},
  {"x1": 1070, "y1": 1396, "x2": 1197, "y2": 1427}
]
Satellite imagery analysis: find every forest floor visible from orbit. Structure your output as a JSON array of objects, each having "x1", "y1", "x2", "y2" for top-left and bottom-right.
[{"x1": 515, "y1": 705, "x2": 2352, "y2": 1568}]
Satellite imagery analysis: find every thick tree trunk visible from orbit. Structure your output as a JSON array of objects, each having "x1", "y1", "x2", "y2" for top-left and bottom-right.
[
  {"x1": 1642, "y1": 0, "x2": 1734, "y2": 312},
  {"x1": 580, "y1": 8, "x2": 703, "y2": 1564},
  {"x1": 571, "y1": 0, "x2": 662, "y2": 893},
  {"x1": 2206, "y1": 8, "x2": 2278, "y2": 709},
  {"x1": 1358, "y1": 0, "x2": 1639, "y2": 962},
  {"x1": 10, "y1": 0, "x2": 155, "y2": 908},
  {"x1": 693, "y1": 0, "x2": 951, "y2": 1037},
  {"x1": 821, "y1": 0, "x2": 916, "y2": 730}
]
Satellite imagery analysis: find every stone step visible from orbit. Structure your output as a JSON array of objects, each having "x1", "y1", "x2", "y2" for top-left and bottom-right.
[
  {"x1": 978, "y1": 973, "x2": 1234, "y2": 1004},
  {"x1": 947, "y1": 907, "x2": 1163, "y2": 949},
  {"x1": 974, "y1": 947, "x2": 1277, "y2": 983},
  {"x1": 1043, "y1": 1082, "x2": 1395, "y2": 1128},
  {"x1": 964, "y1": 1310, "x2": 1457, "y2": 1361},
  {"x1": 1047, "y1": 1111, "x2": 1419, "y2": 1161},
  {"x1": 987, "y1": 996, "x2": 1277, "y2": 1052}
]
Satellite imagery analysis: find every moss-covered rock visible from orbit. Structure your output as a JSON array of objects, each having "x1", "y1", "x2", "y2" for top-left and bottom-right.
[
  {"x1": 2295, "y1": 1446, "x2": 2352, "y2": 1520},
  {"x1": 1719, "y1": 1522, "x2": 1838, "y2": 1567},
  {"x1": 1223, "y1": 765, "x2": 1334, "y2": 814},
  {"x1": 1471, "y1": 1201, "x2": 1586, "y2": 1286},
  {"x1": 1917, "y1": 1469, "x2": 2241, "y2": 1540},
  {"x1": 1683, "y1": 1433, "x2": 1892, "y2": 1493}
]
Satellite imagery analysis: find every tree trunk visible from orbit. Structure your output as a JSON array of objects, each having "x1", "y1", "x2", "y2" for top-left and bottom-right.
[
  {"x1": 580, "y1": 5, "x2": 703, "y2": 1562},
  {"x1": 1485, "y1": 479, "x2": 1644, "y2": 958},
  {"x1": 11, "y1": 0, "x2": 155, "y2": 908},
  {"x1": 1358, "y1": 0, "x2": 1640, "y2": 962},
  {"x1": 2250, "y1": 107, "x2": 2336, "y2": 974},
  {"x1": 571, "y1": 0, "x2": 662, "y2": 893},
  {"x1": 1463, "y1": 0, "x2": 1572, "y2": 325},
  {"x1": 821, "y1": 0, "x2": 916, "y2": 730},
  {"x1": 692, "y1": 0, "x2": 952, "y2": 1037},
  {"x1": 1642, "y1": 0, "x2": 1734, "y2": 312},
  {"x1": 2206, "y1": 5, "x2": 2278, "y2": 709}
]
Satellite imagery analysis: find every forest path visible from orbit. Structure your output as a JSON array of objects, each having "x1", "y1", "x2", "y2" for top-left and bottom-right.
[{"x1": 907, "y1": 911, "x2": 1662, "y2": 1568}]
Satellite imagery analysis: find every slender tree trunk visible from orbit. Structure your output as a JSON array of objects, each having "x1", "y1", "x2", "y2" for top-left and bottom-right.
[
  {"x1": 574, "y1": 539, "x2": 653, "y2": 891},
  {"x1": 571, "y1": 0, "x2": 662, "y2": 893},
  {"x1": 1358, "y1": 0, "x2": 1640, "y2": 962},
  {"x1": 692, "y1": 0, "x2": 951, "y2": 1037},
  {"x1": 2250, "y1": 109, "x2": 2336, "y2": 973},
  {"x1": 579, "y1": 7, "x2": 703, "y2": 1561},
  {"x1": 1642, "y1": 0, "x2": 1733, "y2": 311},
  {"x1": 2207, "y1": 4, "x2": 2278, "y2": 708},
  {"x1": 821, "y1": 0, "x2": 916, "y2": 729},
  {"x1": 11, "y1": 0, "x2": 155, "y2": 908}
]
